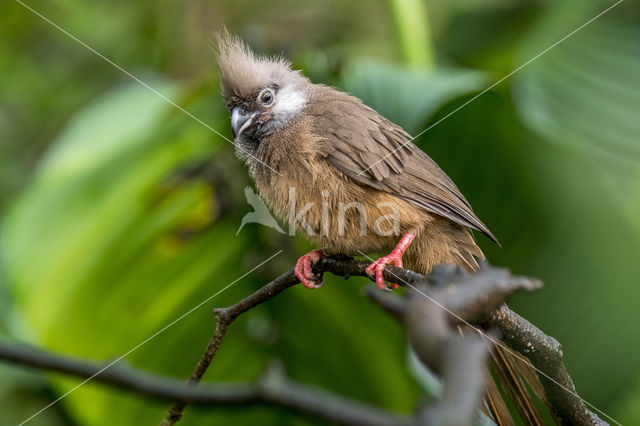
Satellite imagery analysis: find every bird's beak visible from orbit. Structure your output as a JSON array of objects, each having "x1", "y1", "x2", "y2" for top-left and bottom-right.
[{"x1": 231, "y1": 107, "x2": 255, "y2": 138}]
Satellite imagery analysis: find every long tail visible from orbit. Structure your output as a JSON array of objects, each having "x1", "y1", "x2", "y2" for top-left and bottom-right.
[
  {"x1": 410, "y1": 227, "x2": 546, "y2": 424},
  {"x1": 456, "y1": 323, "x2": 545, "y2": 425},
  {"x1": 453, "y1": 234, "x2": 546, "y2": 425},
  {"x1": 487, "y1": 339, "x2": 546, "y2": 425}
]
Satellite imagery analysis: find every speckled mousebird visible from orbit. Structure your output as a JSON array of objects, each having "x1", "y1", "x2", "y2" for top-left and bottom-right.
[
  {"x1": 217, "y1": 31, "x2": 498, "y2": 290},
  {"x1": 217, "y1": 31, "x2": 547, "y2": 425}
]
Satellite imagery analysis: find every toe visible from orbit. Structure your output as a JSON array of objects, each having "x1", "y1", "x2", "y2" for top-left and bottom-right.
[
  {"x1": 365, "y1": 261, "x2": 377, "y2": 277},
  {"x1": 366, "y1": 255, "x2": 403, "y2": 291},
  {"x1": 301, "y1": 278, "x2": 319, "y2": 289},
  {"x1": 295, "y1": 252, "x2": 324, "y2": 289},
  {"x1": 374, "y1": 262, "x2": 387, "y2": 290},
  {"x1": 390, "y1": 257, "x2": 401, "y2": 289},
  {"x1": 303, "y1": 256, "x2": 314, "y2": 280},
  {"x1": 294, "y1": 256, "x2": 308, "y2": 284}
]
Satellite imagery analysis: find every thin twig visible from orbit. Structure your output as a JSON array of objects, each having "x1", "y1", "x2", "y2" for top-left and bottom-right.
[
  {"x1": 161, "y1": 267, "x2": 299, "y2": 424},
  {"x1": 0, "y1": 257, "x2": 606, "y2": 425},
  {"x1": 161, "y1": 256, "x2": 402, "y2": 424}
]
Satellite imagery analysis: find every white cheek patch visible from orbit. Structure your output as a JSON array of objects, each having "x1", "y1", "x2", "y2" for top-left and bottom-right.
[{"x1": 273, "y1": 85, "x2": 306, "y2": 117}]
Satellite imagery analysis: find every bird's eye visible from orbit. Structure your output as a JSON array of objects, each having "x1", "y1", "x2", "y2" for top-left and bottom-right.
[{"x1": 259, "y1": 89, "x2": 274, "y2": 105}]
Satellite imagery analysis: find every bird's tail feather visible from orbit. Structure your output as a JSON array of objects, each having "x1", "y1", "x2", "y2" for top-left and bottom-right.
[
  {"x1": 483, "y1": 363, "x2": 515, "y2": 426},
  {"x1": 486, "y1": 336, "x2": 546, "y2": 425},
  {"x1": 456, "y1": 323, "x2": 545, "y2": 425},
  {"x1": 448, "y1": 236, "x2": 545, "y2": 424}
]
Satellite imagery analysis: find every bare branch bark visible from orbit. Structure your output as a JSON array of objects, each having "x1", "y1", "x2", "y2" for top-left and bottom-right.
[
  {"x1": 0, "y1": 340, "x2": 410, "y2": 426},
  {"x1": 398, "y1": 264, "x2": 539, "y2": 426},
  {"x1": 162, "y1": 257, "x2": 381, "y2": 424},
  {"x1": 0, "y1": 257, "x2": 608, "y2": 426},
  {"x1": 416, "y1": 334, "x2": 491, "y2": 426},
  {"x1": 162, "y1": 267, "x2": 299, "y2": 424},
  {"x1": 486, "y1": 305, "x2": 608, "y2": 426},
  {"x1": 367, "y1": 262, "x2": 608, "y2": 426}
]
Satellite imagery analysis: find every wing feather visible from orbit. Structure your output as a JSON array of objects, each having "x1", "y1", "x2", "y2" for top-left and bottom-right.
[{"x1": 311, "y1": 86, "x2": 498, "y2": 244}]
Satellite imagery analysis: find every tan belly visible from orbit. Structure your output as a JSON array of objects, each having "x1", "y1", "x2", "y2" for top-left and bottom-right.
[
  {"x1": 249, "y1": 133, "x2": 481, "y2": 275},
  {"x1": 253, "y1": 158, "x2": 431, "y2": 256}
]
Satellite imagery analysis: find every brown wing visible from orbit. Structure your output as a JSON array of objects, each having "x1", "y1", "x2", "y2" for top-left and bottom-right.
[{"x1": 310, "y1": 86, "x2": 498, "y2": 244}]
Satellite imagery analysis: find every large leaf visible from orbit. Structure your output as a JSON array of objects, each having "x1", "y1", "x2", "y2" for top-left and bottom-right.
[
  {"x1": 513, "y1": 0, "x2": 640, "y2": 220},
  {"x1": 341, "y1": 60, "x2": 487, "y2": 134},
  {"x1": 1, "y1": 78, "x2": 422, "y2": 425},
  {"x1": 506, "y1": 1, "x2": 640, "y2": 422},
  {"x1": 0, "y1": 79, "x2": 259, "y2": 424}
]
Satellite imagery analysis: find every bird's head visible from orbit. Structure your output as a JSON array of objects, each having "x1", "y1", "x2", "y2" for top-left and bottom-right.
[{"x1": 217, "y1": 30, "x2": 309, "y2": 143}]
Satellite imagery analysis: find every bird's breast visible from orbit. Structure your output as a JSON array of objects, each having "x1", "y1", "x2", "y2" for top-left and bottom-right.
[{"x1": 252, "y1": 151, "x2": 429, "y2": 255}]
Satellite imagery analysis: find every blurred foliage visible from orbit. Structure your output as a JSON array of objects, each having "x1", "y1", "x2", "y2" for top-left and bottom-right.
[
  {"x1": 1, "y1": 0, "x2": 640, "y2": 425},
  {"x1": 342, "y1": 62, "x2": 487, "y2": 133}
]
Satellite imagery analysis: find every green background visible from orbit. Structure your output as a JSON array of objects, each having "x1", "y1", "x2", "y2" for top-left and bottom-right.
[{"x1": 1, "y1": 0, "x2": 639, "y2": 424}]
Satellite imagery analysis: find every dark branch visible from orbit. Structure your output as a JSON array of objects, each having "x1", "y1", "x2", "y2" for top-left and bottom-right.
[
  {"x1": 416, "y1": 334, "x2": 491, "y2": 426},
  {"x1": 0, "y1": 340, "x2": 410, "y2": 426},
  {"x1": 365, "y1": 262, "x2": 607, "y2": 425},
  {"x1": 162, "y1": 256, "x2": 412, "y2": 424},
  {"x1": 487, "y1": 306, "x2": 608, "y2": 426},
  {"x1": 399, "y1": 264, "x2": 538, "y2": 426},
  {"x1": 0, "y1": 256, "x2": 607, "y2": 426},
  {"x1": 162, "y1": 267, "x2": 300, "y2": 424}
]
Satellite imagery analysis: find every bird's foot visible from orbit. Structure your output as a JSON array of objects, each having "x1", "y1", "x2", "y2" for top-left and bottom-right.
[
  {"x1": 366, "y1": 254, "x2": 403, "y2": 290},
  {"x1": 294, "y1": 249, "x2": 325, "y2": 289},
  {"x1": 366, "y1": 232, "x2": 416, "y2": 290}
]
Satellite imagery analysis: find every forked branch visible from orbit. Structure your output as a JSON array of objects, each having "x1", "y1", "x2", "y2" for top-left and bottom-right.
[{"x1": 0, "y1": 257, "x2": 607, "y2": 426}]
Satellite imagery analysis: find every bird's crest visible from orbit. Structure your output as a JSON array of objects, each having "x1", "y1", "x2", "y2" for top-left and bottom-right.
[{"x1": 216, "y1": 28, "x2": 295, "y2": 101}]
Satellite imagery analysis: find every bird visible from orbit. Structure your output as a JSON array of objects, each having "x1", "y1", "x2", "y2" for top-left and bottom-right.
[
  {"x1": 216, "y1": 30, "x2": 497, "y2": 290},
  {"x1": 217, "y1": 30, "x2": 544, "y2": 425}
]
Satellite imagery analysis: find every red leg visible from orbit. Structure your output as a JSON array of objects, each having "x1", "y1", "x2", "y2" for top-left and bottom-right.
[
  {"x1": 295, "y1": 249, "x2": 325, "y2": 289},
  {"x1": 366, "y1": 232, "x2": 416, "y2": 290}
]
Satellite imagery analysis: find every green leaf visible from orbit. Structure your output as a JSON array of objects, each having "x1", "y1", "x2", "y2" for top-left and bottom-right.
[
  {"x1": 505, "y1": 2, "x2": 640, "y2": 420},
  {"x1": 342, "y1": 60, "x2": 487, "y2": 134},
  {"x1": 513, "y1": 1, "x2": 640, "y2": 220},
  {"x1": 37, "y1": 79, "x2": 180, "y2": 185},
  {"x1": 0, "y1": 79, "x2": 260, "y2": 424},
  {"x1": 1, "y1": 77, "x2": 420, "y2": 425}
]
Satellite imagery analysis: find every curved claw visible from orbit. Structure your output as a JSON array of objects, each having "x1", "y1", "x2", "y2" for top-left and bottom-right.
[
  {"x1": 294, "y1": 250, "x2": 324, "y2": 289},
  {"x1": 365, "y1": 255, "x2": 402, "y2": 290}
]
